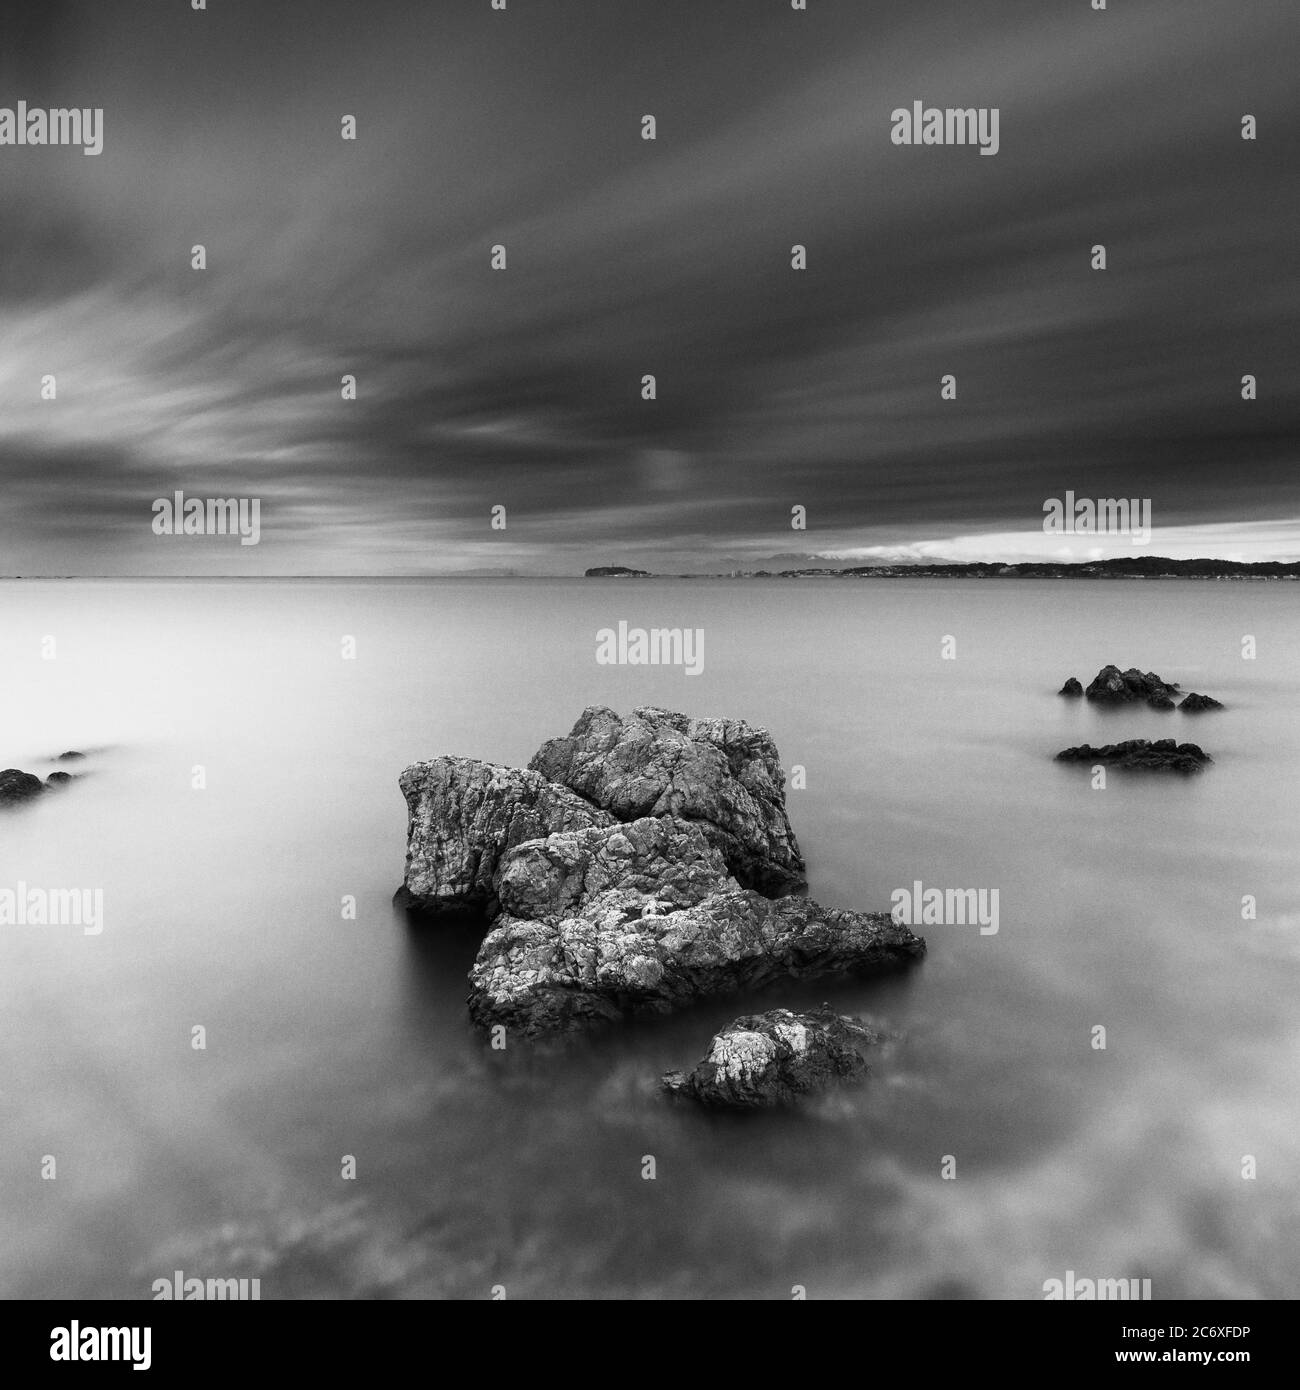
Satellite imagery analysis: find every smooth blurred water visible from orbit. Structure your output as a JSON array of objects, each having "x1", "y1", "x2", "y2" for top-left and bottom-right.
[{"x1": 0, "y1": 577, "x2": 1297, "y2": 1299}]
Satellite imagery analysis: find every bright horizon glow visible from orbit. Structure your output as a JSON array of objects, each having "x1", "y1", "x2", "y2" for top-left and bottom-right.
[{"x1": 814, "y1": 519, "x2": 1300, "y2": 567}]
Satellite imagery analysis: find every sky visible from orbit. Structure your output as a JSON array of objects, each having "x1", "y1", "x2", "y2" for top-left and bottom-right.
[{"x1": 0, "y1": 0, "x2": 1297, "y2": 575}]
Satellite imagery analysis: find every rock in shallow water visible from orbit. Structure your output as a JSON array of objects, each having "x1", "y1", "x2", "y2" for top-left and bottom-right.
[
  {"x1": 397, "y1": 757, "x2": 614, "y2": 914},
  {"x1": 0, "y1": 769, "x2": 46, "y2": 804},
  {"x1": 1084, "y1": 664, "x2": 1180, "y2": 709},
  {"x1": 1058, "y1": 677, "x2": 1083, "y2": 697},
  {"x1": 662, "y1": 1005, "x2": 881, "y2": 1108},
  {"x1": 529, "y1": 705, "x2": 807, "y2": 896},
  {"x1": 1178, "y1": 692, "x2": 1224, "y2": 712},
  {"x1": 1055, "y1": 739, "x2": 1211, "y2": 773},
  {"x1": 398, "y1": 707, "x2": 926, "y2": 1037},
  {"x1": 467, "y1": 816, "x2": 924, "y2": 1037}
]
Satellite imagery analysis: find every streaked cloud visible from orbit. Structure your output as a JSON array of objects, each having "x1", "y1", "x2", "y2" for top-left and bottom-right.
[{"x1": 1, "y1": 0, "x2": 1296, "y2": 574}]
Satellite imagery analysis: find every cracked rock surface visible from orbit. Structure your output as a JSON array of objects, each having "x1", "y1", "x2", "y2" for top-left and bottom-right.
[
  {"x1": 529, "y1": 705, "x2": 807, "y2": 896},
  {"x1": 397, "y1": 757, "x2": 614, "y2": 914},
  {"x1": 467, "y1": 816, "x2": 923, "y2": 1037}
]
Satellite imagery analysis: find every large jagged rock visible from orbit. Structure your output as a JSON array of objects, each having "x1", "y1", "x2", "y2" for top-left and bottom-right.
[
  {"x1": 1055, "y1": 739, "x2": 1211, "y2": 774},
  {"x1": 529, "y1": 705, "x2": 806, "y2": 896},
  {"x1": 397, "y1": 757, "x2": 614, "y2": 914},
  {"x1": 0, "y1": 769, "x2": 45, "y2": 805},
  {"x1": 467, "y1": 816, "x2": 924, "y2": 1037},
  {"x1": 662, "y1": 1005, "x2": 880, "y2": 1108},
  {"x1": 1084, "y1": 665, "x2": 1180, "y2": 708},
  {"x1": 400, "y1": 709, "x2": 923, "y2": 1039}
]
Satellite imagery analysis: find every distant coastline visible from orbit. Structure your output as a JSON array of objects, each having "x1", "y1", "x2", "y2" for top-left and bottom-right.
[
  {"x1": 5, "y1": 557, "x2": 1298, "y2": 582},
  {"x1": 585, "y1": 558, "x2": 1300, "y2": 581}
]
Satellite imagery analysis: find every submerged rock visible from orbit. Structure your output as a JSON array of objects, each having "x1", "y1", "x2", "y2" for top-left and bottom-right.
[
  {"x1": 662, "y1": 1005, "x2": 880, "y2": 1108},
  {"x1": 1055, "y1": 739, "x2": 1211, "y2": 774},
  {"x1": 45, "y1": 771, "x2": 74, "y2": 786},
  {"x1": 55, "y1": 751, "x2": 86, "y2": 762},
  {"x1": 529, "y1": 705, "x2": 806, "y2": 896},
  {"x1": 467, "y1": 816, "x2": 923, "y2": 1037},
  {"x1": 0, "y1": 769, "x2": 46, "y2": 804},
  {"x1": 1179, "y1": 692, "x2": 1224, "y2": 712},
  {"x1": 1084, "y1": 665, "x2": 1180, "y2": 708},
  {"x1": 397, "y1": 757, "x2": 614, "y2": 914},
  {"x1": 1058, "y1": 677, "x2": 1083, "y2": 697}
]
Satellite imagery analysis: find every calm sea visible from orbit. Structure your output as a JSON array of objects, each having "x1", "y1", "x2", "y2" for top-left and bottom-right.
[{"x1": 1, "y1": 577, "x2": 1297, "y2": 1299}]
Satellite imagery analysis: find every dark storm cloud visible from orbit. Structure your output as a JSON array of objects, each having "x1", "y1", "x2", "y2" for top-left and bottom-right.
[{"x1": 0, "y1": 0, "x2": 1296, "y2": 573}]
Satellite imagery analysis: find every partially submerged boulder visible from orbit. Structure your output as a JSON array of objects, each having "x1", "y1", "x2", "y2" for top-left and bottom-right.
[
  {"x1": 662, "y1": 1005, "x2": 880, "y2": 1108},
  {"x1": 1058, "y1": 677, "x2": 1083, "y2": 697},
  {"x1": 399, "y1": 708, "x2": 925, "y2": 1041},
  {"x1": 529, "y1": 705, "x2": 806, "y2": 896},
  {"x1": 467, "y1": 816, "x2": 923, "y2": 1037},
  {"x1": 1055, "y1": 739, "x2": 1211, "y2": 774},
  {"x1": 397, "y1": 757, "x2": 614, "y2": 914},
  {"x1": 1084, "y1": 665, "x2": 1180, "y2": 708},
  {"x1": 1179, "y1": 692, "x2": 1224, "y2": 712},
  {"x1": 0, "y1": 768, "x2": 46, "y2": 805}
]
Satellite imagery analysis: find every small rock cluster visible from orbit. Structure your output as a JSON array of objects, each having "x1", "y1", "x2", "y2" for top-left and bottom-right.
[
  {"x1": 0, "y1": 752, "x2": 86, "y2": 806},
  {"x1": 1056, "y1": 665, "x2": 1224, "y2": 772},
  {"x1": 1058, "y1": 664, "x2": 1223, "y2": 713}
]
